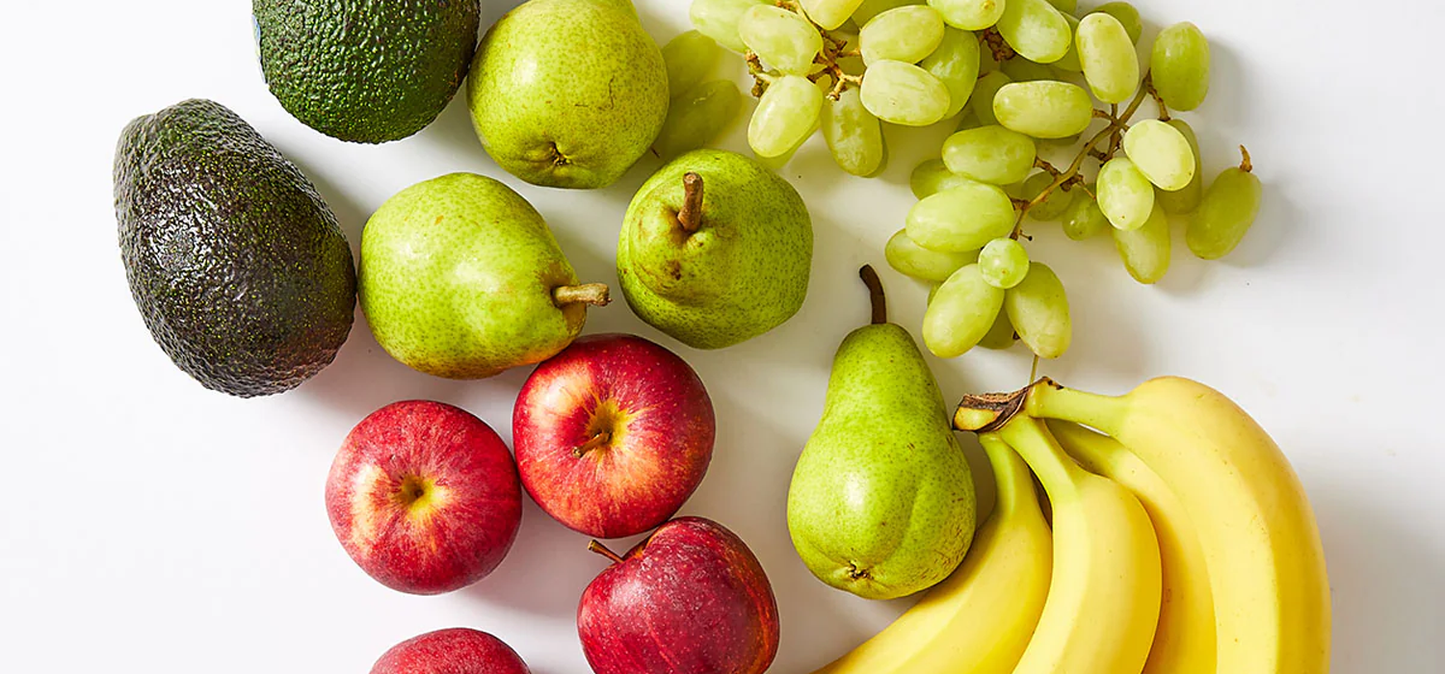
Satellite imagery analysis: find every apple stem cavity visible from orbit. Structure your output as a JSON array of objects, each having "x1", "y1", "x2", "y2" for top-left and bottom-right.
[
  {"x1": 573, "y1": 431, "x2": 613, "y2": 458},
  {"x1": 677, "y1": 172, "x2": 705, "y2": 234},
  {"x1": 587, "y1": 540, "x2": 626, "y2": 565},
  {"x1": 859, "y1": 265, "x2": 888, "y2": 325},
  {"x1": 553, "y1": 283, "x2": 612, "y2": 308}
]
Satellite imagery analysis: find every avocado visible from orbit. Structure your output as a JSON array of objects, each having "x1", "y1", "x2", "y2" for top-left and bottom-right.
[
  {"x1": 113, "y1": 98, "x2": 357, "y2": 398},
  {"x1": 254, "y1": 0, "x2": 480, "y2": 144}
]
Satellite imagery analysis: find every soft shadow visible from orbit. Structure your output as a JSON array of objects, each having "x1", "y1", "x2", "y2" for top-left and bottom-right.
[{"x1": 414, "y1": 92, "x2": 496, "y2": 172}]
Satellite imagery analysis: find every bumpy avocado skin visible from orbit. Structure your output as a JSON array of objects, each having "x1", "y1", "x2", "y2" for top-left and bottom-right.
[
  {"x1": 254, "y1": 0, "x2": 480, "y2": 144},
  {"x1": 113, "y1": 98, "x2": 357, "y2": 397}
]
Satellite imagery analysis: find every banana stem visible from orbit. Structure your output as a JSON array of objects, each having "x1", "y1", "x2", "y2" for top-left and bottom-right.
[
  {"x1": 678, "y1": 172, "x2": 704, "y2": 234},
  {"x1": 997, "y1": 417, "x2": 1084, "y2": 499},
  {"x1": 1024, "y1": 381, "x2": 1128, "y2": 437},
  {"x1": 859, "y1": 265, "x2": 887, "y2": 325},
  {"x1": 553, "y1": 283, "x2": 612, "y2": 308}
]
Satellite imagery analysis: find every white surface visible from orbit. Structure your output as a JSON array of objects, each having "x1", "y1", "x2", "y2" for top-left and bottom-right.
[{"x1": 2, "y1": 0, "x2": 1441, "y2": 671}]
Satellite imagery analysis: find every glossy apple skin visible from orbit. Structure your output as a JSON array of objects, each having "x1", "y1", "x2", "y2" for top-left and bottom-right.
[
  {"x1": 371, "y1": 628, "x2": 530, "y2": 674},
  {"x1": 577, "y1": 517, "x2": 780, "y2": 674},
  {"x1": 513, "y1": 333, "x2": 714, "y2": 538},
  {"x1": 326, "y1": 400, "x2": 522, "y2": 595}
]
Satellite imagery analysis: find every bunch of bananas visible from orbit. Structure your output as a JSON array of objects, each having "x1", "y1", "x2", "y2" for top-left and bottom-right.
[{"x1": 809, "y1": 376, "x2": 1332, "y2": 674}]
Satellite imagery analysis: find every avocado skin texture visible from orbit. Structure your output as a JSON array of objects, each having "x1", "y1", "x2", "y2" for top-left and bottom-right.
[
  {"x1": 114, "y1": 98, "x2": 357, "y2": 397},
  {"x1": 254, "y1": 0, "x2": 480, "y2": 144}
]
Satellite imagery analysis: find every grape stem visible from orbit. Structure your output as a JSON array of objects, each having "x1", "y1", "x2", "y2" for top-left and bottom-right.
[{"x1": 1238, "y1": 145, "x2": 1254, "y2": 172}]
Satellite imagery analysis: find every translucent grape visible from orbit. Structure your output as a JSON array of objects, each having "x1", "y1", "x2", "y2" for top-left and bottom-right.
[
  {"x1": 907, "y1": 181, "x2": 1018, "y2": 251},
  {"x1": 1187, "y1": 153, "x2": 1262, "y2": 259},
  {"x1": 956, "y1": 109, "x2": 982, "y2": 131},
  {"x1": 979, "y1": 308, "x2": 1018, "y2": 349},
  {"x1": 1076, "y1": 13, "x2": 1139, "y2": 104},
  {"x1": 885, "y1": 229, "x2": 978, "y2": 281},
  {"x1": 662, "y1": 31, "x2": 724, "y2": 98},
  {"x1": 1123, "y1": 119, "x2": 1196, "y2": 191},
  {"x1": 1021, "y1": 172, "x2": 1071, "y2": 221},
  {"x1": 853, "y1": 0, "x2": 921, "y2": 25},
  {"x1": 1004, "y1": 261, "x2": 1071, "y2": 358},
  {"x1": 1097, "y1": 157, "x2": 1155, "y2": 230},
  {"x1": 861, "y1": 6, "x2": 946, "y2": 65},
  {"x1": 823, "y1": 87, "x2": 886, "y2": 177},
  {"x1": 923, "y1": 264, "x2": 1006, "y2": 358},
  {"x1": 1061, "y1": 186, "x2": 1109, "y2": 240},
  {"x1": 1001, "y1": 58, "x2": 1056, "y2": 82},
  {"x1": 739, "y1": 5, "x2": 823, "y2": 76},
  {"x1": 993, "y1": 81, "x2": 1093, "y2": 138},
  {"x1": 1152, "y1": 22, "x2": 1211, "y2": 111},
  {"x1": 861, "y1": 60, "x2": 952, "y2": 126},
  {"x1": 1046, "y1": 0, "x2": 1076, "y2": 12},
  {"x1": 748, "y1": 75, "x2": 823, "y2": 158},
  {"x1": 1053, "y1": 13, "x2": 1083, "y2": 72},
  {"x1": 1158, "y1": 119, "x2": 1203, "y2": 214},
  {"x1": 1113, "y1": 201, "x2": 1171, "y2": 283},
  {"x1": 1088, "y1": 2, "x2": 1142, "y2": 44},
  {"x1": 943, "y1": 125, "x2": 1036, "y2": 185},
  {"x1": 910, "y1": 159, "x2": 977, "y2": 199},
  {"x1": 971, "y1": 71, "x2": 1012, "y2": 126},
  {"x1": 978, "y1": 237, "x2": 1031, "y2": 289},
  {"x1": 928, "y1": 0, "x2": 1005, "y2": 31},
  {"x1": 996, "y1": 0, "x2": 1072, "y2": 64},
  {"x1": 921, "y1": 28, "x2": 981, "y2": 119},
  {"x1": 653, "y1": 80, "x2": 743, "y2": 160},
  {"x1": 689, "y1": 0, "x2": 769, "y2": 53},
  {"x1": 801, "y1": 0, "x2": 867, "y2": 30}
]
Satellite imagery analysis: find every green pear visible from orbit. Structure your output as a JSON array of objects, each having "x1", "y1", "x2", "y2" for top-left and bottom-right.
[
  {"x1": 617, "y1": 149, "x2": 812, "y2": 349},
  {"x1": 359, "y1": 173, "x2": 610, "y2": 379},
  {"x1": 786, "y1": 267, "x2": 977, "y2": 600},
  {"x1": 467, "y1": 0, "x2": 668, "y2": 189}
]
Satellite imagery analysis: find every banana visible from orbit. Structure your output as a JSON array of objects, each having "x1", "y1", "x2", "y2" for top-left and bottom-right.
[
  {"x1": 809, "y1": 434, "x2": 1051, "y2": 674},
  {"x1": 990, "y1": 416, "x2": 1162, "y2": 674},
  {"x1": 1028, "y1": 376, "x2": 1331, "y2": 673},
  {"x1": 1049, "y1": 419, "x2": 1217, "y2": 674}
]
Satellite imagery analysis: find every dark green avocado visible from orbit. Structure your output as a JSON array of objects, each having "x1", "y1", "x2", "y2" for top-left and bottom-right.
[
  {"x1": 113, "y1": 98, "x2": 357, "y2": 398},
  {"x1": 254, "y1": 0, "x2": 480, "y2": 144}
]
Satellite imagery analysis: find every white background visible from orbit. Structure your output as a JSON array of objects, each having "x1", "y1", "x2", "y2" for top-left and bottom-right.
[{"x1": 2, "y1": 0, "x2": 1441, "y2": 671}]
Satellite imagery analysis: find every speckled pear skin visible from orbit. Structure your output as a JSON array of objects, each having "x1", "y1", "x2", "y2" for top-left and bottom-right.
[
  {"x1": 786, "y1": 320, "x2": 977, "y2": 600},
  {"x1": 359, "y1": 173, "x2": 591, "y2": 379},
  {"x1": 466, "y1": 0, "x2": 668, "y2": 189},
  {"x1": 617, "y1": 149, "x2": 813, "y2": 349}
]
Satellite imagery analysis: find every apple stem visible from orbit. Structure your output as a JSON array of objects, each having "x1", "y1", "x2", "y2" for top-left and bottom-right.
[
  {"x1": 553, "y1": 283, "x2": 612, "y2": 308},
  {"x1": 572, "y1": 431, "x2": 612, "y2": 458},
  {"x1": 859, "y1": 265, "x2": 887, "y2": 325},
  {"x1": 677, "y1": 172, "x2": 705, "y2": 234},
  {"x1": 588, "y1": 540, "x2": 625, "y2": 564}
]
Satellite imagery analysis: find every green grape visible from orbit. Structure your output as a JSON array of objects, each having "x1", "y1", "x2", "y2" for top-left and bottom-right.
[
  {"x1": 690, "y1": 0, "x2": 768, "y2": 53},
  {"x1": 748, "y1": 75, "x2": 823, "y2": 158},
  {"x1": 1113, "y1": 201, "x2": 1171, "y2": 283},
  {"x1": 943, "y1": 125, "x2": 1036, "y2": 185},
  {"x1": 1021, "y1": 172, "x2": 1071, "y2": 221},
  {"x1": 1001, "y1": 58, "x2": 1056, "y2": 82},
  {"x1": 927, "y1": 282, "x2": 941, "y2": 305},
  {"x1": 1004, "y1": 261, "x2": 1071, "y2": 358},
  {"x1": 860, "y1": 60, "x2": 952, "y2": 126},
  {"x1": 910, "y1": 158, "x2": 976, "y2": 198},
  {"x1": 1060, "y1": 186, "x2": 1109, "y2": 240},
  {"x1": 923, "y1": 264, "x2": 1006, "y2": 358},
  {"x1": 993, "y1": 80, "x2": 1093, "y2": 138},
  {"x1": 801, "y1": 0, "x2": 867, "y2": 30},
  {"x1": 861, "y1": 6, "x2": 946, "y2": 65},
  {"x1": 1088, "y1": 2, "x2": 1142, "y2": 44},
  {"x1": 1158, "y1": 119, "x2": 1203, "y2": 214},
  {"x1": 956, "y1": 109, "x2": 983, "y2": 131},
  {"x1": 1097, "y1": 157, "x2": 1155, "y2": 230},
  {"x1": 996, "y1": 0, "x2": 1072, "y2": 64},
  {"x1": 1152, "y1": 22, "x2": 1211, "y2": 111},
  {"x1": 823, "y1": 88, "x2": 886, "y2": 177},
  {"x1": 653, "y1": 80, "x2": 743, "y2": 160},
  {"x1": 1123, "y1": 119, "x2": 1196, "y2": 191},
  {"x1": 971, "y1": 70, "x2": 1012, "y2": 126},
  {"x1": 1076, "y1": 13, "x2": 1139, "y2": 104},
  {"x1": 907, "y1": 181, "x2": 1019, "y2": 252},
  {"x1": 978, "y1": 307, "x2": 1018, "y2": 349},
  {"x1": 662, "y1": 31, "x2": 725, "y2": 98},
  {"x1": 929, "y1": 0, "x2": 1005, "y2": 31},
  {"x1": 921, "y1": 28, "x2": 981, "y2": 119},
  {"x1": 885, "y1": 229, "x2": 978, "y2": 281},
  {"x1": 1187, "y1": 151, "x2": 1262, "y2": 259},
  {"x1": 739, "y1": 5, "x2": 824, "y2": 76},
  {"x1": 1047, "y1": 0, "x2": 1076, "y2": 12},
  {"x1": 978, "y1": 237, "x2": 1031, "y2": 289},
  {"x1": 1053, "y1": 13, "x2": 1083, "y2": 73},
  {"x1": 853, "y1": 0, "x2": 922, "y2": 25}
]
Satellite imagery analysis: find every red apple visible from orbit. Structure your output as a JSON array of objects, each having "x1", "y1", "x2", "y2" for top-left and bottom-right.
[
  {"x1": 326, "y1": 400, "x2": 522, "y2": 595},
  {"x1": 513, "y1": 333, "x2": 714, "y2": 538},
  {"x1": 371, "y1": 627, "x2": 530, "y2": 674},
  {"x1": 577, "y1": 517, "x2": 780, "y2": 674}
]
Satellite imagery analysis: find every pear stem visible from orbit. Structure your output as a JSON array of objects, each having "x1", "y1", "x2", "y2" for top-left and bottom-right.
[
  {"x1": 588, "y1": 540, "x2": 625, "y2": 564},
  {"x1": 553, "y1": 283, "x2": 611, "y2": 308},
  {"x1": 572, "y1": 431, "x2": 612, "y2": 458},
  {"x1": 859, "y1": 265, "x2": 887, "y2": 325},
  {"x1": 678, "y1": 172, "x2": 705, "y2": 234}
]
